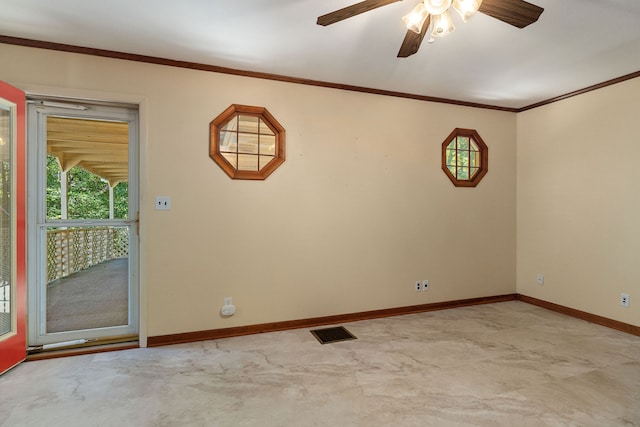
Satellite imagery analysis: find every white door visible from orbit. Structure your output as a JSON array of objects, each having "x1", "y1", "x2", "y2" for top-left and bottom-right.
[{"x1": 27, "y1": 99, "x2": 139, "y2": 347}]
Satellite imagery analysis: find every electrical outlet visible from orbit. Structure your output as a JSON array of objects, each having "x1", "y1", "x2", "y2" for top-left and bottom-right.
[
  {"x1": 422, "y1": 280, "x2": 429, "y2": 291},
  {"x1": 620, "y1": 293, "x2": 630, "y2": 308},
  {"x1": 415, "y1": 280, "x2": 422, "y2": 292},
  {"x1": 155, "y1": 196, "x2": 171, "y2": 210},
  {"x1": 221, "y1": 297, "x2": 236, "y2": 316},
  {"x1": 537, "y1": 274, "x2": 544, "y2": 285}
]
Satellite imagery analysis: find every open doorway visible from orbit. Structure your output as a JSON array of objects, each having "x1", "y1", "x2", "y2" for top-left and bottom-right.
[{"x1": 27, "y1": 99, "x2": 139, "y2": 349}]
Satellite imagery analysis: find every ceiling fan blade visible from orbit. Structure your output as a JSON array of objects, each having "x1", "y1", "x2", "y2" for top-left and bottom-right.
[
  {"x1": 397, "y1": 15, "x2": 431, "y2": 58},
  {"x1": 478, "y1": 0, "x2": 543, "y2": 28},
  {"x1": 317, "y1": 0, "x2": 402, "y2": 26}
]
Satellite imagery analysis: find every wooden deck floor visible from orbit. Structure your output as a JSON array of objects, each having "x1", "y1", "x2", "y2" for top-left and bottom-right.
[{"x1": 46, "y1": 258, "x2": 128, "y2": 333}]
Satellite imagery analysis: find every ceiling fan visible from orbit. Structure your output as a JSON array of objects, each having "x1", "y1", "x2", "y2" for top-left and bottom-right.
[{"x1": 317, "y1": 0, "x2": 544, "y2": 58}]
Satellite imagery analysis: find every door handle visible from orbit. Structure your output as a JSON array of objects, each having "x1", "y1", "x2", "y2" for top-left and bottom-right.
[{"x1": 124, "y1": 212, "x2": 139, "y2": 235}]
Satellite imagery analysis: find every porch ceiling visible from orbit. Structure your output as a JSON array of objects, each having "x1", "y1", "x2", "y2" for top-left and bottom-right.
[{"x1": 47, "y1": 117, "x2": 128, "y2": 187}]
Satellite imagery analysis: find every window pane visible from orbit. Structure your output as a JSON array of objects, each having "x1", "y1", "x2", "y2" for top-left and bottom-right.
[
  {"x1": 259, "y1": 119, "x2": 275, "y2": 136},
  {"x1": 222, "y1": 152, "x2": 237, "y2": 168},
  {"x1": 0, "y1": 282, "x2": 9, "y2": 335},
  {"x1": 440, "y1": 129, "x2": 487, "y2": 187},
  {"x1": 457, "y1": 166, "x2": 469, "y2": 180},
  {"x1": 446, "y1": 149, "x2": 456, "y2": 166},
  {"x1": 220, "y1": 116, "x2": 238, "y2": 132},
  {"x1": 470, "y1": 151, "x2": 478, "y2": 167},
  {"x1": 210, "y1": 105, "x2": 286, "y2": 180},
  {"x1": 259, "y1": 155, "x2": 275, "y2": 171},
  {"x1": 219, "y1": 131, "x2": 237, "y2": 152},
  {"x1": 238, "y1": 115, "x2": 259, "y2": 134},
  {"x1": 0, "y1": 105, "x2": 11, "y2": 337},
  {"x1": 457, "y1": 150, "x2": 469, "y2": 167},
  {"x1": 238, "y1": 133, "x2": 259, "y2": 154},
  {"x1": 260, "y1": 134, "x2": 276, "y2": 156},
  {"x1": 238, "y1": 154, "x2": 259, "y2": 171}
]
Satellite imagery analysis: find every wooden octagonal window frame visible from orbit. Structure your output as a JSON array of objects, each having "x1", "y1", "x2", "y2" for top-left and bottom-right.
[
  {"x1": 441, "y1": 128, "x2": 488, "y2": 187},
  {"x1": 210, "y1": 104, "x2": 286, "y2": 180}
]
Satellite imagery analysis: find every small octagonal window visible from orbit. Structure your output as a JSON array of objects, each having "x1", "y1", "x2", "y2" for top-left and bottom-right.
[
  {"x1": 210, "y1": 104, "x2": 285, "y2": 180},
  {"x1": 441, "y1": 128, "x2": 488, "y2": 187}
]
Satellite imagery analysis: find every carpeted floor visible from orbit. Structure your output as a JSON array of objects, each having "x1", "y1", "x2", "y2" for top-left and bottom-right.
[
  {"x1": 46, "y1": 258, "x2": 129, "y2": 333},
  {"x1": 1, "y1": 301, "x2": 638, "y2": 426}
]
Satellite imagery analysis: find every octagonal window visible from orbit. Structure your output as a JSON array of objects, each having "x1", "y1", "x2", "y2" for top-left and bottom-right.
[
  {"x1": 210, "y1": 104, "x2": 285, "y2": 180},
  {"x1": 441, "y1": 128, "x2": 488, "y2": 187}
]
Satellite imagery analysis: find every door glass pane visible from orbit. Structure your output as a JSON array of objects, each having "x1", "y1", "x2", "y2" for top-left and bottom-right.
[
  {"x1": 46, "y1": 225, "x2": 129, "y2": 333},
  {"x1": 43, "y1": 115, "x2": 132, "y2": 335},
  {"x1": 46, "y1": 155, "x2": 129, "y2": 220},
  {"x1": 0, "y1": 105, "x2": 11, "y2": 337},
  {"x1": 46, "y1": 117, "x2": 128, "y2": 221}
]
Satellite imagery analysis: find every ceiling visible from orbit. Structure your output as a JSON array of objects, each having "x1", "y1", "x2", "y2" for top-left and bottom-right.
[{"x1": 1, "y1": 0, "x2": 639, "y2": 109}]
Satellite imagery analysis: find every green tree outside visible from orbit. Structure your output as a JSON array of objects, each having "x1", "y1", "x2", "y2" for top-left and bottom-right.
[{"x1": 46, "y1": 154, "x2": 128, "y2": 220}]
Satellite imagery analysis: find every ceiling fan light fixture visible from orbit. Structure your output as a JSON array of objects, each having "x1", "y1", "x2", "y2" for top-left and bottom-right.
[
  {"x1": 402, "y1": 2, "x2": 429, "y2": 34},
  {"x1": 426, "y1": 20, "x2": 435, "y2": 43},
  {"x1": 452, "y1": 0, "x2": 482, "y2": 22},
  {"x1": 423, "y1": 0, "x2": 453, "y2": 15},
  {"x1": 431, "y1": 9, "x2": 455, "y2": 37}
]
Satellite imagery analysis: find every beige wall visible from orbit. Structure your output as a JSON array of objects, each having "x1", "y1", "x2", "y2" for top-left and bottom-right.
[
  {"x1": 517, "y1": 77, "x2": 640, "y2": 327},
  {"x1": 0, "y1": 44, "x2": 517, "y2": 339}
]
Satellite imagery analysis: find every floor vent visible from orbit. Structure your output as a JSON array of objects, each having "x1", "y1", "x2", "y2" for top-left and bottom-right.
[{"x1": 310, "y1": 326, "x2": 357, "y2": 344}]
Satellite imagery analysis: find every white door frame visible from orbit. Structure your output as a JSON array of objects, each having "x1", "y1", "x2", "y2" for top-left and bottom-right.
[{"x1": 27, "y1": 98, "x2": 139, "y2": 346}]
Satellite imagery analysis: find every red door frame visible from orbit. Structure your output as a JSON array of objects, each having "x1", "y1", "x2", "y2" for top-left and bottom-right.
[{"x1": 0, "y1": 81, "x2": 27, "y2": 375}]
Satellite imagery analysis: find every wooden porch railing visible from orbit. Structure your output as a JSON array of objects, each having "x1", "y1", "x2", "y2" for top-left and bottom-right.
[{"x1": 46, "y1": 227, "x2": 129, "y2": 283}]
